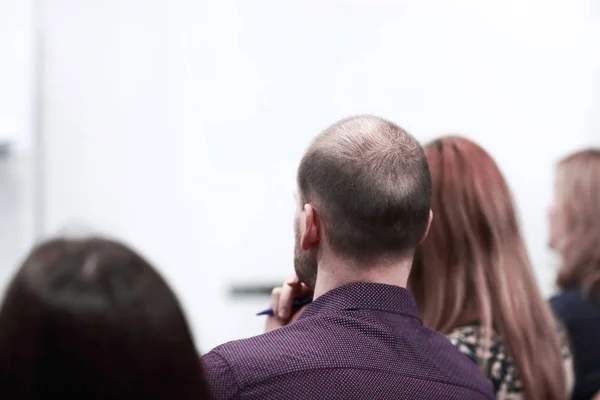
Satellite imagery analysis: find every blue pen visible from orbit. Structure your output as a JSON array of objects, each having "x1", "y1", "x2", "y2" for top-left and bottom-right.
[{"x1": 256, "y1": 297, "x2": 313, "y2": 316}]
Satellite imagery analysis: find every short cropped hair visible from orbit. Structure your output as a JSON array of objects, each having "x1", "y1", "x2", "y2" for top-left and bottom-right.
[{"x1": 297, "y1": 115, "x2": 431, "y2": 261}]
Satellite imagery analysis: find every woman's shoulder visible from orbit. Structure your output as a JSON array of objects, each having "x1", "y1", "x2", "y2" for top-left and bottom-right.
[
  {"x1": 446, "y1": 324, "x2": 483, "y2": 363},
  {"x1": 551, "y1": 287, "x2": 600, "y2": 322},
  {"x1": 550, "y1": 287, "x2": 583, "y2": 307},
  {"x1": 447, "y1": 324, "x2": 520, "y2": 395},
  {"x1": 447, "y1": 322, "x2": 574, "y2": 399},
  {"x1": 446, "y1": 324, "x2": 505, "y2": 356}
]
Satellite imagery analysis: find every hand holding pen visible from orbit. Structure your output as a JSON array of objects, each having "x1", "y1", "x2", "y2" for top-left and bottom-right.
[{"x1": 261, "y1": 275, "x2": 313, "y2": 333}]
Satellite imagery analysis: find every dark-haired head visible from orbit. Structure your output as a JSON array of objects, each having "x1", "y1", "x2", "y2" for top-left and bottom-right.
[{"x1": 0, "y1": 237, "x2": 210, "y2": 399}]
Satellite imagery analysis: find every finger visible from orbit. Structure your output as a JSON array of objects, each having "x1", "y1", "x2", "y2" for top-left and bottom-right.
[
  {"x1": 270, "y1": 288, "x2": 282, "y2": 318},
  {"x1": 285, "y1": 274, "x2": 300, "y2": 286},
  {"x1": 299, "y1": 283, "x2": 313, "y2": 298},
  {"x1": 264, "y1": 316, "x2": 281, "y2": 333},
  {"x1": 278, "y1": 281, "x2": 300, "y2": 321}
]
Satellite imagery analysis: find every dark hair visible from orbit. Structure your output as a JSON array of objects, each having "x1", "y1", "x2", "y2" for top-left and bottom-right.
[
  {"x1": 297, "y1": 115, "x2": 431, "y2": 261},
  {"x1": 0, "y1": 237, "x2": 210, "y2": 399}
]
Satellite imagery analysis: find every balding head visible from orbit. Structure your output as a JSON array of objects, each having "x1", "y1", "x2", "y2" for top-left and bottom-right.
[{"x1": 297, "y1": 115, "x2": 431, "y2": 262}]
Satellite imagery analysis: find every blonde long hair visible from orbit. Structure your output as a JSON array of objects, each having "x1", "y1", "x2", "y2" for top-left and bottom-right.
[
  {"x1": 410, "y1": 136, "x2": 566, "y2": 400},
  {"x1": 554, "y1": 149, "x2": 600, "y2": 294}
]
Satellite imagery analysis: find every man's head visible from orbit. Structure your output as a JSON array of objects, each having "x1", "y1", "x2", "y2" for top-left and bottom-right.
[{"x1": 294, "y1": 116, "x2": 432, "y2": 287}]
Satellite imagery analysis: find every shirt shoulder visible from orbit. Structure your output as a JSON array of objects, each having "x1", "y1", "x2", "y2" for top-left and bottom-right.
[
  {"x1": 205, "y1": 313, "x2": 494, "y2": 399},
  {"x1": 202, "y1": 349, "x2": 241, "y2": 400},
  {"x1": 202, "y1": 321, "x2": 319, "y2": 392}
]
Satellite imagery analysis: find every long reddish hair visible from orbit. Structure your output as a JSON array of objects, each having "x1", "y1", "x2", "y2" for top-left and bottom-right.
[
  {"x1": 553, "y1": 149, "x2": 600, "y2": 294},
  {"x1": 410, "y1": 136, "x2": 566, "y2": 400}
]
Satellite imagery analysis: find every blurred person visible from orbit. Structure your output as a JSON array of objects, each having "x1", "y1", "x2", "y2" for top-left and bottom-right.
[
  {"x1": 549, "y1": 149, "x2": 600, "y2": 400},
  {"x1": 409, "y1": 136, "x2": 572, "y2": 400},
  {"x1": 0, "y1": 237, "x2": 210, "y2": 399},
  {"x1": 202, "y1": 116, "x2": 495, "y2": 399}
]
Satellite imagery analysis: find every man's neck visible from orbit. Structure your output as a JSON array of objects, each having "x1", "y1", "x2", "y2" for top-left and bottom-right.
[{"x1": 312, "y1": 254, "x2": 413, "y2": 299}]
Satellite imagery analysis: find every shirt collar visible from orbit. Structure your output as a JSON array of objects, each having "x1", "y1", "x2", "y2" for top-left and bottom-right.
[{"x1": 298, "y1": 282, "x2": 421, "y2": 321}]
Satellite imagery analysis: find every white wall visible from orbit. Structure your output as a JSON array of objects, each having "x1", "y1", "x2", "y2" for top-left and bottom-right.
[
  {"x1": 41, "y1": 0, "x2": 599, "y2": 351},
  {"x1": 0, "y1": 0, "x2": 35, "y2": 285}
]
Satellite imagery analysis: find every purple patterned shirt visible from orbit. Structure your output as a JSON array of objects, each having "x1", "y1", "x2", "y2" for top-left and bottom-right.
[{"x1": 202, "y1": 282, "x2": 494, "y2": 399}]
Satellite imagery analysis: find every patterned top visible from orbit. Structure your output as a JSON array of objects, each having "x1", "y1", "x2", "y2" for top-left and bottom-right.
[
  {"x1": 202, "y1": 282, "x2": 495, "y2": 400},
  {"x1": 447, "y1": 323, "x2": 574, "y2": 400}
]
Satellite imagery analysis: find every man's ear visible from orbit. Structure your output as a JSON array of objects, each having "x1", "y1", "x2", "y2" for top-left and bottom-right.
[
  {"x1": 301, "y1": 204, "x2": 320, "y2": 250},
  {"x1": 418, "y1": 210, "x2": 433, "y2": 244}
]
